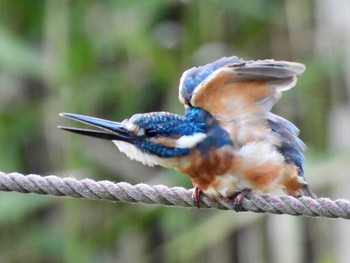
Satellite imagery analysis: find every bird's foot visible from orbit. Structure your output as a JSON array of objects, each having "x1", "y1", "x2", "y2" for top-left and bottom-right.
[
  {"x1": 192, "y1": 186, "x2": 202, "y2": 208},
  {"x1": 232, "y1": 189, "x2": 251, "y2": 211}
]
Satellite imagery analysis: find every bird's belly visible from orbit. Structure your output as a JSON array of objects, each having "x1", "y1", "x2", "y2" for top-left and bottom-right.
[
  {"x1": 176, "y1": 147, "x2": 236, "y2": 196},
  {"x1": 177, "y1": 142, "x2": 287, "y2": 199}
]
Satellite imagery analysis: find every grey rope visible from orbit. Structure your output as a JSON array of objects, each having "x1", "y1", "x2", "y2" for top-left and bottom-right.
[{"x1": 0, "y1": 171, "x2": 349, "y2": 219}]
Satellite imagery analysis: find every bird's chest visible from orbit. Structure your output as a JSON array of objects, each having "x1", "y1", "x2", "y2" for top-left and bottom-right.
[{"x1": 176, "y1": 147, "x2": 237, "y2": 191}]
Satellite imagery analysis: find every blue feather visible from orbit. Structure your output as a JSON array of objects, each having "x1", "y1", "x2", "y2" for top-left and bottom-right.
[
  {"x1": 130, "y1": 112, "x2": 203, "y2": 136},
  {"x1": 135, "y1": 141, "x2": 190, "y2": 158},
  {"x1": 180, "y1": 56, "x2": 242, "y2": 105},
  {"x1": 277, "y1": 141, "x2": 304, "y2": 175},
  {"x1": 267, "y1": 113, "x2": 306, "y2": 175},
  {"x1": 133, "y1": 108, "x2": 233, "y2": 158},
  {"x1": 185, "y1": 107, "x2": 233, "y2": 152}
]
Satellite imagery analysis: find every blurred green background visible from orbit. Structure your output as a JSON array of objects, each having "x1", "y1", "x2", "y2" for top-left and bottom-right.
[{"x1": 1, "y1": 1, "x2": 350, "y2": 262}]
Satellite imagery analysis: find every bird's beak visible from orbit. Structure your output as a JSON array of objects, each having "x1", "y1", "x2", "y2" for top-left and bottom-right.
[{"x1": 58, "y1": 113, "x2": 134, "y2": 142}]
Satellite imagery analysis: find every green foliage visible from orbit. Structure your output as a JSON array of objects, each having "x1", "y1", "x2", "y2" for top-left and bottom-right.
[{"x1": 0, "y1": 1, "x2": 346, "y2": 262}]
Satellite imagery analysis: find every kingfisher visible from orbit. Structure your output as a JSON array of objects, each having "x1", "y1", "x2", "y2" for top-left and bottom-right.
[{"x1": 59, "y1": 55, "x2": 315, "y2": 206}]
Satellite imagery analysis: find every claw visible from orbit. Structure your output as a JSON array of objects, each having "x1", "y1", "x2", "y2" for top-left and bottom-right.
[
  {"x1": 232, "y1": 189, "x2": 251, "y2": 211},
  {"x1": 192, "y1": 187, "x2": 202, "y2": 208}
]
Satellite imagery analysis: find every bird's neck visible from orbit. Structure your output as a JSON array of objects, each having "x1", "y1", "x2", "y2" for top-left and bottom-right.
[{"x1": 185, "y1": 107, "x2": 233, "y2": 151}]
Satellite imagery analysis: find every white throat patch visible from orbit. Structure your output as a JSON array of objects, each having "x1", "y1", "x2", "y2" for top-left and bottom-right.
[
  {"x1": 113, "y1": 141, "x2": 164, "y2": 167},
  {"x1": 175, "y1": 133, "x2": 207, "y2": 148}
]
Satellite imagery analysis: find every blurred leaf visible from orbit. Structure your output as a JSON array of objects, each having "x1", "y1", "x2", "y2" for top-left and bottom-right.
[
  {"x1": 0, "y1": 192, "x2": 55, "y2": 225},
  {"x1": 0, "y1": 28, "x2": 41, "y2": 77}
]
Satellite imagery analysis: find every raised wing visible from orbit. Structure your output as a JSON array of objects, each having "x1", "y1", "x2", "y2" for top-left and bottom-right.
[{"x1": 178, "y1": 56, "x2": 305, "y2": 145}]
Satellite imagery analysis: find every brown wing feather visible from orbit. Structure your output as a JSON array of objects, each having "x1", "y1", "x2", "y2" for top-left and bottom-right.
[{"x1": 189, "y1": 61, "x2": 304, "y2": 145}]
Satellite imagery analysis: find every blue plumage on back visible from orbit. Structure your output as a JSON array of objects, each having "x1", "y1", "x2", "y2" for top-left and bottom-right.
[{"x1": 267, "y1": 113, "x2": 306, "y2": 175}]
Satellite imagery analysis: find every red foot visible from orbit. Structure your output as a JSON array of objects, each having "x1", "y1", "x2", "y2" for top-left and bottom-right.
[
  {"x1": 192, "y1": 187, "x2": 202, "y2": 208},
  {"x1": 232, "y1": 189, "x2": 251, "y2": 211}
]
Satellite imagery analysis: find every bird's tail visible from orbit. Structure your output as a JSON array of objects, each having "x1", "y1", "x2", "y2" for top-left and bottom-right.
[{"x1": 301, "y1": 183, "x2": 317, "y2": 199}]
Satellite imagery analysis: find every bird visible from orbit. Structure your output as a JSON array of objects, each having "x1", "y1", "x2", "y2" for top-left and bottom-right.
[{"x1": 58, "y1": 55, "x2": 315, "y2": 207}]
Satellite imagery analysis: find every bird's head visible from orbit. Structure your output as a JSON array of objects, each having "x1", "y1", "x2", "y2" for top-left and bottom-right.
[{"x1": 59, "y1": 110, "x2": 213, "y2": 167}]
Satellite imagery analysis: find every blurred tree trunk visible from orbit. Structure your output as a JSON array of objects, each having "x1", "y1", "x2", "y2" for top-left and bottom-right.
[
  {"x1": 315, "y1": 1, "x2": 350, "y2": 263},
  {"x1": 315, "y1": 0, "x2": 350, "y2": 150}
]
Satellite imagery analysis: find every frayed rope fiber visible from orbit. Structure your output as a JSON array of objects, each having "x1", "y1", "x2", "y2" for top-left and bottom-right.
[{"x1": 0, "y1": 171, "x2": 349, "y2": 219}]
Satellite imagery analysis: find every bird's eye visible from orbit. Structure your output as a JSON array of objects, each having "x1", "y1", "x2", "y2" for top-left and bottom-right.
[{"x1": 145, "y1": 129, "x2": 157, "y2": 137}]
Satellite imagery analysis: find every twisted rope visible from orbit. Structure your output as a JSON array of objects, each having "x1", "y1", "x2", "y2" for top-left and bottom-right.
[{"x1": 0, "y1": 171, "x2": 349, "y2": 219}]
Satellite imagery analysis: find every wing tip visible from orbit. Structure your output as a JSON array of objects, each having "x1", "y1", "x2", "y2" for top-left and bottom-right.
[{"x1": 245, "y1": 59, "x2": 306, "y2": 76}]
